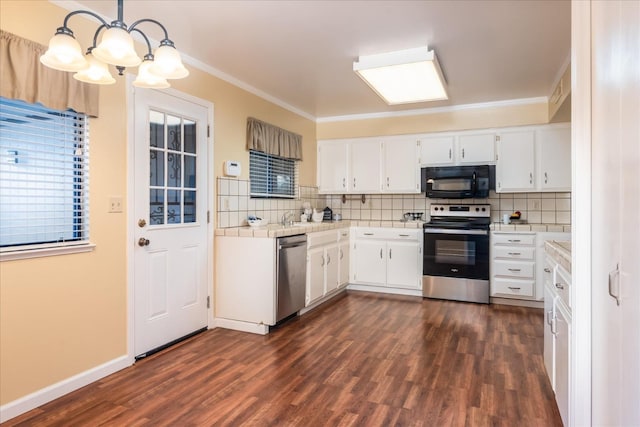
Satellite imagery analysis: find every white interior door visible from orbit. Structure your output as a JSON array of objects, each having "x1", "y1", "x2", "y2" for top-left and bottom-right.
[
  {"x1": 133, "y1": 89, "x2": 209, "y2": 357},
  {"x1": 591, "y1": 1, "x2": 640, "y2": 425}
]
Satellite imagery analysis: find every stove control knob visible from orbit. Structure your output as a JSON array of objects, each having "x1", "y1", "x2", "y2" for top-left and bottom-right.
[
  {"x1": 482, "y1": 207, "x2": 486, "y2": 212},
  {"x1": 475, "y1": 207, "x2": 480, "y2": 212}
]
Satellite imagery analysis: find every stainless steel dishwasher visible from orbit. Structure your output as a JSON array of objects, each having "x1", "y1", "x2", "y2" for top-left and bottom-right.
[{"x1": 276, "y1": 234, "x2": 307, "y2": 323}]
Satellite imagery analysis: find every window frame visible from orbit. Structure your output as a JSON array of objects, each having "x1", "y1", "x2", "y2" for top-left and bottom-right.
[
  {"x1": 0, "y1": 97, "x2": 94, "y2": 261},
  {"x1": 249, "y1": 150, "x2": 298, "y2": 199}
]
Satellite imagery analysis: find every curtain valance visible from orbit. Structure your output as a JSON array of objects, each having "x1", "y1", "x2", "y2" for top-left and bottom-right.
[
  {"x1": 0, "y1": 30, "x2": 99, "y2": 117},
  {"x1": 246, "y1": 117, "x2": 302, "y2": 160}
]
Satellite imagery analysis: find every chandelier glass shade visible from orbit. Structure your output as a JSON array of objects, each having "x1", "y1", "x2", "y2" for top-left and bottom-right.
[{"x1": 40, "y1": 0, "x2": 188, "y2": 89}]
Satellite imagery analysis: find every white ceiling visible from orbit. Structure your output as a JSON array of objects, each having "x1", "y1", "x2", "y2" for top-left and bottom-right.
[{"x1": 62, "y1": 0, "x2": 571, "y2": 120}]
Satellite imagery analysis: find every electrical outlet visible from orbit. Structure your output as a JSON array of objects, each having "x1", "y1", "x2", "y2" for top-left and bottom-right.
[
  {"x1": 109, "y1": 196, "x2": 123, "y2": 213},
  {"x1": 222, "y1": 197, "x2": 230, "y2": 211}
]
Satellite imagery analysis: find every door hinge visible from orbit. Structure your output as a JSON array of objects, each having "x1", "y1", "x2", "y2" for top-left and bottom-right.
[
  {"x1": 207, "y1": 295, "x2": 211, "y2": 309},
  {"x1": 207, "y1": 125, "x2": 210, "y2": 138}
]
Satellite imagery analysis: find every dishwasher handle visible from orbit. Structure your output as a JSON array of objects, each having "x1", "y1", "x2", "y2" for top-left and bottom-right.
[{"x1": 279, "y1": 242, "x2": 306, "y2": 250}]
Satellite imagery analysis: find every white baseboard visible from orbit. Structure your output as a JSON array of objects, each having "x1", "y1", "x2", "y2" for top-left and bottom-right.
[
  {"x1": 213, "y1": 317, "x2": 269, "y2": 335},
  {"x1": 490, "y1": 297, "x2": 544, "y2": 309},
  {"x1": 0, "y1": 355, "x2": 132, "y2": 423},
  {"x1": 347, "y1": 283, "x2": 423, "y2": 298}
]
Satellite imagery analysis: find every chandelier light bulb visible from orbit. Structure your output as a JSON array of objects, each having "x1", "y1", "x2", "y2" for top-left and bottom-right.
[
  {"x1": 133, "y1": 59, "x2": 170, "y2": 89},
  {"x1": 149, "y1": 44, "x2": 189, "y2": 79},
  {"x1": 40, "y1": 33, "x2": 88, "y2": 72},
  {"x1": 93, "y1": 26, "x2": 141, "y2": 67},
  {"x1": 73, "y1": 51, "x2": 115, "y2": 85}
]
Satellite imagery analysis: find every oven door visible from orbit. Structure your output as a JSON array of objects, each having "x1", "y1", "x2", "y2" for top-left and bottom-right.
[{"x1": 423, "y1": 228, "x2": 489, "y2": 280}]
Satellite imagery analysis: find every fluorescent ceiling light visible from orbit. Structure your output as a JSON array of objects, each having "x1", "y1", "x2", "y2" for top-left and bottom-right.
[{"x1": 353, "y1": 46, "x2": 448, "y2": 105}]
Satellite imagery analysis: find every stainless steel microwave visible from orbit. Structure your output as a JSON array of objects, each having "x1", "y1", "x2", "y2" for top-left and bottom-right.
[{"x1": 421, "y1": 165, "x2": 495, "y2": 199}]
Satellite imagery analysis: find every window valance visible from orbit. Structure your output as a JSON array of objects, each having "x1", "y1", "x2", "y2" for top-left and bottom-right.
[
  {"x1": 246, "y1": 117, "x2": 302, "y2": 160},
  {"x1": 0, "y1": 30, "x2": 99, "y2": 117}
]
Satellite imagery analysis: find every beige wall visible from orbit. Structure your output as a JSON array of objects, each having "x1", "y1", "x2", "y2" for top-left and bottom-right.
[
  {"x1": 0, "y1": 0, "x2": 315, "y2": 406},
  {"x1": 316, "y1": 101, "x2": 549, "y2": 140}
]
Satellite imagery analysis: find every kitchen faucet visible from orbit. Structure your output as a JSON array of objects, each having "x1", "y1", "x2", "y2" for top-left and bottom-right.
[{"x1": 281, "y1": 211, "x2": 294, "y2": 226}]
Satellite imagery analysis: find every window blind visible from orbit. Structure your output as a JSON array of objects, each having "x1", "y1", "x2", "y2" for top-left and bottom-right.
[
  {"x1": 0, "y1": 97, "x2": 90, "y2": 250},
  {"x1": 249, "y1": 150, "x2": 298, "y2": 199}
]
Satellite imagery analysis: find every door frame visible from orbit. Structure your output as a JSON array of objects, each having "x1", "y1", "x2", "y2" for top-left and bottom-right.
[{"x1": 125, "y1": 76, "x2": 215, "y2": 363}]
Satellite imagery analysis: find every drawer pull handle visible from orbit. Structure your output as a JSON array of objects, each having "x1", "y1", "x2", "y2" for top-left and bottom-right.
[
  {"x1": 508, "y1": 239, "x2": 521, "y2": 243},
  {"x1": 508, "y1": 252, "x2": 521, "y2": 256},
  {"x1": 364, "y1": 233, "x2": 374, "y2": 236},
  {"x1": 380, "y1": 249, "x2": 383, "y2": 259},
  {"x1": 544, "y1": 268, "x2": 551, "y2": 273},
  {"x1": 398, "y1": 234, "x2": 410, "y2": 237},
  {"x1": 508, "y1": 286, "x2": 521, "y2": 291},
  {"x1": 555, "y1": 283, "x2": 565, "y2": 290},
  {"x1": 508, "y1": 268, "x2": 521, "y2": 272}
]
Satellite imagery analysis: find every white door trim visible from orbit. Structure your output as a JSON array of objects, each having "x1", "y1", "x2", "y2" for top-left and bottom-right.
[
  {"x1": 571, "y1": 1, "x2": 592, "y2": 426},
  {"x1": 126, "y1": 75, "x2": 215, "y2": 364}
]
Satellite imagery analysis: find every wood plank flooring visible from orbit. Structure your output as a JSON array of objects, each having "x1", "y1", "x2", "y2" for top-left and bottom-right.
[{"x1": 4, "y1": 291, "x2": 563, "y2": 426}]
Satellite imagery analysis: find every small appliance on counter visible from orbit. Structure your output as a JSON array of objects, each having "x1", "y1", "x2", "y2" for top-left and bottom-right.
[
  {"x1": 403, "y1": 212, "x2": 424, "y2": 221},
  {"x1": 322, "y1": 207, "x2": 333, "y2": 221}
]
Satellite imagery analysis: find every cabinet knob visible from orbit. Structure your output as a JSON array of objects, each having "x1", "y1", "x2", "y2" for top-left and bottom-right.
[{"x1": 555, "y1": 282, "x2": 564, "y2": 290}]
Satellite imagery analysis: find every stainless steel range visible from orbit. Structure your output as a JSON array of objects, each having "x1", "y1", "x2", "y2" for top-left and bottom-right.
[{"x1": 422, "y1": 204, "x2": 491, "y2": 304}]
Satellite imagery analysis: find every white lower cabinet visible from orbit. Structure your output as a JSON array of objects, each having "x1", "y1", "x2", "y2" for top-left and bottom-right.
[
  {"x1": 543, "y1": 254, "x2": 572, "y2": 427},
  {"x1": 352, "y1": 228, "x2": 422, "y2": 291},
  {"x1": 306, "y1": 228, "x2": 350, "y2": 306},
  {"x1": 491, "y1": 231, "x2": 569, "y2": 301}
]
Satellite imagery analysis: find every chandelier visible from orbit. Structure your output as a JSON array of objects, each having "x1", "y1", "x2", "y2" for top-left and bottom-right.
[{"x1": 40, "y1": 0, "x2": 188, "y2": 88}]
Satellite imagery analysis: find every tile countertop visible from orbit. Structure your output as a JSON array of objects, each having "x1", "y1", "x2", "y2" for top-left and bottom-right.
[
  {"x1": 215, "y1": 220, "x2": 424, "y2": 238},
  {"x1": 545, "y1": 240, "x2": 572, "y2": 273},
  {"x1": 490, "y1": 223, "x2": 572, "y2": 233}
]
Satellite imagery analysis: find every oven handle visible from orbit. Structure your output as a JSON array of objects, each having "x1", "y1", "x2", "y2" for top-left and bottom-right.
[{"x1": 423, "y1": 228, "x2": 488, "y2": 236}]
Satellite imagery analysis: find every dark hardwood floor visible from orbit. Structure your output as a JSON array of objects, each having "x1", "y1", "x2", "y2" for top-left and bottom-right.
[{"x1": 4, "y1": 291, "x2": 563, "y2": 426}]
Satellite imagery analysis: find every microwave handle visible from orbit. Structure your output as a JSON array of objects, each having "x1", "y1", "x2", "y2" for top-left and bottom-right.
[{"x1": 472, "y1": 171, "x2": 477, "y2": 193}]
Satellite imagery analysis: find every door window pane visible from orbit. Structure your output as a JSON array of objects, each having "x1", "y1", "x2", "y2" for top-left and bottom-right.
[{"x1": 148, "y1": 111, "x2": 197, "y2": 226}]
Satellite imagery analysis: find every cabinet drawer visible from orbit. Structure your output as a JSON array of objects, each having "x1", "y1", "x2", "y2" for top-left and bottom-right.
[
  {"x1": 337, "y1": 228, "x2": 350, "y2": 241},
  {"x1": 493, "y1": 260, "x2": 535, "y2": 279},
  {"x1": 492, "y1": 278, "x2": 535, "y2": 298},
  {"x1": 555, "y1": 265, "x2": 571, "y2": 309},
  {"x1": 355, "y1": 228, "x2": 419, "y2": 241},
  {"x1": 493, "y1": 246, "x2": 535, "y2": 260},
  {"x1": 307, "y1": 230, "x2": 338, "y2": 248},
  {"x1": 493, "y1": 233, "x2": 535, "y2": 246}
]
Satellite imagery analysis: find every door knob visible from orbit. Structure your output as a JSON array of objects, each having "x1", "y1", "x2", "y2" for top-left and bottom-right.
[{"x1": 138, "y1": 238, "x2": 150, "y2": 247}]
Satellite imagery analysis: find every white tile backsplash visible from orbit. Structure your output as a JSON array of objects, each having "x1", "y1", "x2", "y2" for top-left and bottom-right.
[{"x1": 215, "y1": 178, "x2": 571, "y2": 228}]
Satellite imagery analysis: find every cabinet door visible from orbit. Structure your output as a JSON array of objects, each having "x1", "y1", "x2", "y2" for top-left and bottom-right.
[
  {"x1": 538, "y1": 126, "x2": 571, "y2": 191},
  {"x1": 543, "y1": 282, "x2": 556, "y2": 390},
  {"x1": 555, "y1": 302, "x2": 571, "y2": 427},
  {"x1": 306, "y1": 247, "x2": 325, "y2": 305},
  {"x1": 325, "y1": 244, "x2": 340, "y2": 293},
  {"x1": 338, "y1": 240, "x2": 350, "y2": 288},
  {"x1": 419, "y1": 135, "x2": 455, "y2": 166},
  {"x1": 383, "y1": 139, "x2": 420, "y2": 193},
  {"x1": 458, "y1": 132, "x2": 496, "y2": 164},
  {"x1": 351, "y1": 140, "x2": 382, "y2": 193},
  {"x1": 353, "y1": 240, "x2": 386, "y2": 285},
  {"x1": 318, "y1": 141, "x2": 349, "y2": 193},
  {"x1": 496, "y1": 130, "x2": 536, "y2": 192},
  {"x1": 386, "y1": 241, "x2": 421, "y2": 289}
]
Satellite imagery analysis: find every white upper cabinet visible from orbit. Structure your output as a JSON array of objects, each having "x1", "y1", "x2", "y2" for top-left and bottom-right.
[
  {"x1": 496, "y1": 123, "x2": 571, "y2": 193},
  {"x1": 537, "y1": 125, "x2": 571, "y2": 191},
  {"x1": 350, "y1": 140, "x2": 381, "y2": 193},
  {"x1": 419, "y1": 135, "x2": 455, "y2": 165},
  {"x1": 317, "y1": 137, "x2": 419, "y2": 194},
  {"x1": 420, "y1": 131, "x2": 496, "y2": 166},
  {"x1": 496, "y1": 130, "x2": 536, "y2": 192},
  {"x1": 458, "y1": 132, "x2": 496, "y2": 164},
  {"x1": 317, "y1": 140, "x2": 349, "y2": 193},
  {"x1": 383, "y1": 138, "x2": 420, "y2": 193}
]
